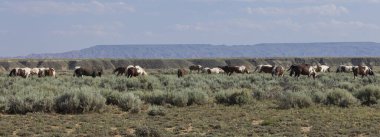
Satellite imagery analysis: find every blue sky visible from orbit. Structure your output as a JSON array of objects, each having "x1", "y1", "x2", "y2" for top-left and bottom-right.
[{"x1": 0, "y1": 0, "x2": 379, "y2": 56}]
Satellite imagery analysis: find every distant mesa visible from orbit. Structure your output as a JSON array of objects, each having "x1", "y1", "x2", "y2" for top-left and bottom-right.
[{"x1": 20, "y1": 42, "x2": 380, "y2": 59}]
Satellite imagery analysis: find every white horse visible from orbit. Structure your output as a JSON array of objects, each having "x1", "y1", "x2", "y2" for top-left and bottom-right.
[
  {"x1": 207, "y1": 67, "x2": 224, "y2": 74},
  {"x1": 135, "y1": 65, "x2": 148, "y2": 76},
  {"x1": 254, "y1": 65, "x2": 272, "y2": 72}
]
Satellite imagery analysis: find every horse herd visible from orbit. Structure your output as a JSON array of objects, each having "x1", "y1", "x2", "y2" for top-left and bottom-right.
[
  {"x1": 181, "y1": 64, "x2": 375, "y2": 79},
  {"x1": 9, "y1": 67, "x2": 56, "y2": 78},
  {"x1": 7, "y1": 64, "x2": 375, "y2": 79}
]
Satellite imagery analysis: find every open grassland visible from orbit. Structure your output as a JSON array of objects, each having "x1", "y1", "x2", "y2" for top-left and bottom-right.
[{"x1": 2, "y1": 71, "x2": 380, "y2": 136}]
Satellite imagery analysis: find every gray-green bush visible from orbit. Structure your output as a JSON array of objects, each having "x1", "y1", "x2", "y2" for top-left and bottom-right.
[
  {"x1": 355, "y1": 85, "x2": 380, "y2": 106},
  {"x1": 278, "y1": 92, "x2": 313, "y2": 109},
  {"x1": 325, "y1": 89, "x2": 358, "y2": 107},
  {"x1": 215, "y1": 90, "x2": 251, "y2": 105},
  {"x1": 55, "y1": 90, "x2": 106, "y2": 114}
]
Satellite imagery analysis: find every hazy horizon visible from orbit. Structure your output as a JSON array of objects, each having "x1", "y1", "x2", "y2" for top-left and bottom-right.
[{"x1": 1, "y1": 0, "x2": 380, "y2": 56}]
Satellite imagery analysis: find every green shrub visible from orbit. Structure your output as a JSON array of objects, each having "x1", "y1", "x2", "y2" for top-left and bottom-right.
[
  {"x1": 5, "y1": 96, "x2": 30, "y2": 114},
  {"x1": 0, "y1": 96, "x2": 6, "y2": 113},
  {"x1": 278, "y1": 92, "x2": 313, "y2": 109},
  {"x1": 312, "y1": 91, "x2": 327, "y2": 104},
  {"x1": 55, "y1": 90, "x2": 106, "y2": 114},
  {"x1": 117, "y1": 93, "x2": 142, "y2": 113},
  {"x1": 325, "y1": 89, "x2": 358, "y2": 107},
  {"x1": 5, "y1": 93, "x2": 55, "y2": 114},
  {"x1": 143, "y1": 90, "x2": 166, "y2": 105},
  {"x1": 171, "y1": 92, "x2": 188, "y2": 107},
  {"x1": 135, "y1": 126, "x2": 161, "y2": 137},
  {"x1": 215, "y1": 90, "x2": 250, "y2": 105},
  {"x1": 186, "y1": 90, "x2": 209, "y2": 105},
  {"x1": 147, "y1": 105, "x2": 166, "y2": 116},
  {"x1": 355, "y1": 85, "x2": 380, "y2": 106}
]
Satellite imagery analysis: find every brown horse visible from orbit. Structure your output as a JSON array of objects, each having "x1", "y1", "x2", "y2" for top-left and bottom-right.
[
  {"x1": 39, "y1": 68, "x2": 56, "y2": 77},
  {"x1": 127, "y1": 67, "x2": 139, "y2": 78},
  {"x1": 74, "y1": 68, "x2": 102, "y2": 78},
  {"x1": 189, "y1": 65, "x2": 202, "y2": 73},
  {"x1": 177, "y1": 68, "x2": 188, "y2": 78},
  {"x1": 272, "y1": 66, "x2": 284, "y2": 77},
  {"x1": 113, "y1": 67, "x2": 126, "y2": 76},
  {"x1": 353, "y1": 65, "x2": 374, "y2": 79},
  {"x1": 218, "y1": 66, "x2": 244, "y2": 76},
  {"x1": 288, "y1": 64, "x2": 317, "y2": 79}
]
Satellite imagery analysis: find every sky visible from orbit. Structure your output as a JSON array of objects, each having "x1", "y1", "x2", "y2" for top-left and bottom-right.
[{"x1": 0, "y1": 0, "x2": 380, "y2": 56}]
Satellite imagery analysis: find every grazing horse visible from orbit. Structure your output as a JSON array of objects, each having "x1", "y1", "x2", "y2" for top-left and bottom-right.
[
  {"x1": 313, "y1": 65, "x2": 330, "y2": 73},
  {"x1": 113, "y1": 67, "x2": 127, "y2": 76},
  {"x1": 256, "y1": 65, "x2": 274, "y2": 74},
  {"x1": 135, "y1": 66, "x2": 148, "y2": 76},
  {"x1": 9, "y1": 68, "x2": 20, "y2": 77},
  {"x1": 39, "y1": 68, "x2": 56, "y2": 78},
  {"x1": 30, "y1": 68, "x2": 40, "y2": 76},
  {"x1": 218, "y1": 65, "x2": 248, "y2": 76},
  {"x1": 336, "y1": 65, "x2": 355, "y2": 73},
  {"x1": 254, "y1": 65, "x2": 273, "y2": 72},
  {"x1": 73, "y1": 68, "x2": 102, "y2": 78},
  {"x1": 177, "y1": 68, "x2": 188, "y2": 78},
  {"x1": 189, "y1": 65, "x2": 202, "y2": 73},
  {"x1": 202, "y1": 67, "x2": 210, "y2": 73},
  {"x1": 127, "y1": 67, "x2": 139, "y2": 78},
  {"x1": 272, "y1": 66, "x2": 285, "y2": 77},
  {"x1": 18, "y1": 68, "x2": 31, "y2": 78},
  {"x1": 288, "y1": 64, "x2": 317, "y2": 79},
  {"x1": 207, "y1": 67, "x2": 224, "y2": 74},
  {"x1": 235, "y1": 65, "x2": 249, "y2": 74},
  {"x1": 353, "y1": 65, "x2": 374, "y2": 79}
]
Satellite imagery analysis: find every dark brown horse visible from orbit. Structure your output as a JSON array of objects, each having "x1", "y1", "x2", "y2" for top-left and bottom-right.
[
  {"x1": 9, "y1": 68, "x2": 19, "y2": 77},
  {"x1": 127, "y1": 67, "x2": 139, "y2": 78},
  {"x1": 288, "y1": 64, "x2": 317, "y2": 79},
  {"x1": 113, "y1": 67, "x2": 126, "y2": 76},
  {"x1": 218, "y1": 66, "x2": 239, "y2": 76},
  {"x1": 177, "y1": 68, "x2": 188, "y2": 78},
  {"x1": 353, "y1": 65, "x2": 374, "y2": 79},
  {"x1": 73, "y1": 68, "x2": 102, "y2": 78},
  {"x1": 189, "y1": 65, "x2": 202, "y2": 73}
]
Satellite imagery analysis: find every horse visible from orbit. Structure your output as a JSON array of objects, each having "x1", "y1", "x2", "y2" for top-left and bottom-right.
[
  {"x1": 312, "y1": 65, "x2": 331, "y2": 73},
  {"x1": 177, "y1": 68, "x2": 188, "y2": 78},
  {"x1": 207, "y1": 67, "x2": 224, "y2": 74},
  {"x1": 235, "y1": 65, "x2": 249, "y2": 74},
  {"x1": 353, "y1": 65, "x2": 374, "y2": 79},
  {"x1": 254, "y1": 65, "x2": 273, "y2": 72},
  {"x1": 73, "y1": 68, "x2": 102, "y2": 78},
  {"x1": 272, "y1": 66, "x2": 285, "y2": 77},
  {"x1": 9, "y1": 68, "x2": 20, "y2": 77},
  {"x1": 256, "y1": 65, "x2": 274, "y2": 74},
  {"x1": 39, "y1": 68, "x2": 56, "y2": 78},
  {"x1": 135, "y1": 66, "x2": 148, "y2": 76},
  {"x1": 288, "y1": 64, "x2": 317, "y2": 79},
  {"x1": 202, "y1": 67, "x2": 210, "y2": 73},
  {"x1": 189, "y1": 65, "x2": 202, "y2": 73},
  {"x1": 336, "y1": 65, "x2": 355, "y2": 73},
  {"x1": 127, "y1": 67, "x2": 139, "y2": 78},
  {"x1": 113, "y1": 67, "x2": 127, "y2": 76}
]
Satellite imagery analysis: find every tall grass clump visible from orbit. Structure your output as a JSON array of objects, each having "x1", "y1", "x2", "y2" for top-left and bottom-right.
[
  {"x1": 0, "y1": 96, "x2": 5, "y2": 113},
  {"x1": 278, "y1": 92, "x2": 313, "y2": 109},
  {"x1": 185, "y1": 89, "x2": 209, "y2": 105},
  {"x1": 355, "y1": 85, "x2": 380, "y2": 106},
  {"x1": 4, "y1": 92, "x2": 55, "y2": 114},
  {"x1": 117, "y1": 93, "x2": 142, "y2": 113},
  {"x1": 55, "y1": 89, "x2": 106, "y2": 114},
  {"x1": 215, "y1": 90, "x2": 251, "y2": 105},
  {"x1": 325, "y1": 89, "x2": 358, "y2": 107},
  {"x1": 100, "y1": 90, "x2": 142, "y2": 113}
]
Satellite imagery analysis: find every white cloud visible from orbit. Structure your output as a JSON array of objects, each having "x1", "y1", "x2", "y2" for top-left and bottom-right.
[
  {"x1": 308, "y1": 20, "x2": 380, "y2": 30},
  {"x1": 0, "y1": 1, "x2": 135, "y2": 15},
  {"x1": 245, "y1": 4, "x2": 349, "y2": 16}
]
